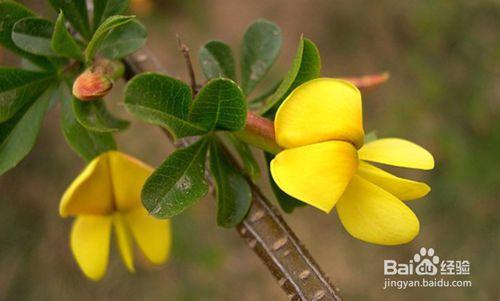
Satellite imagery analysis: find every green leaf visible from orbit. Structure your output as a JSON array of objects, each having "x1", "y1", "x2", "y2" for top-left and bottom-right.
[
  {"x1": 240, "y1": 19, "x2": 282, "y2": 95},
  {"x1": 0, "y1": 86, "x2": 54, "y2": 175},
  {"x1": 97, "y1": 19, "x2": 146, "y2": 59},
  {"x1": 124, "y1": 73, "x2": 207, "y2": 139},
  {"x1": 0, "y1": 67, "x2": 54, "y2": 122},
  {"x1": 48, "y1": 0, "x2": 91, "y2": 39},
  {"x1": 260, "y1": 37, "x2": 321, "y2": 116},
  {"x1": 11, "y1": 17, "x2": 57, "y2": 57},
  {"x1": 51, "y1": 11, "x2": 84, "y2": 61},
  {"x1": 264, "y1": 153, "x2": 305, "y2": 213},
  {"x1": 85, "y1": 15, "x2": 134, "y2": 63},
  {"x1": 142, "y1": 138, "x2": 210, "y2": 218},
  {"x1": 227, "y1": 133, "x2": 260, "y2": 181},
  {"x1": 72, "y1": 99, "x2": 129, "y2": 132},
  {"x1": 199, "y1": 40, "x2": 236, "y2": 80},
  {"x1": 60, "y1": 84, "x2": 116, "y2": 162},
  {"x1": 93, "y1": 0, "x2": 129, "y2": 31},
  {"x1": 0, "y1": 1, "x2": 53, "y2": 69},
  {"x1": 188, "y1": 78, "x2": 246, "y2": 132},
  {"x1": 209, "y1": 139, "x2": 251, "y2": 227}
]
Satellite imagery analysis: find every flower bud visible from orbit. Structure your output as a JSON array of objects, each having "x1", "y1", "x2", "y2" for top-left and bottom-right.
[{"x1": 73, "y1": 69, "x2": 113, "y2": 101}]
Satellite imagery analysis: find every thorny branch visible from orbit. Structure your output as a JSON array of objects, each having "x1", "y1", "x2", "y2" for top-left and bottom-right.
[{"x1": 124, "y1": 48, "x2": 343, "y2": 301}]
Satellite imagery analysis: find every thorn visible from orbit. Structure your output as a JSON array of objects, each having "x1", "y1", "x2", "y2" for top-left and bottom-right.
[
  {"x1": 176, "y1": 34, "x2": 197, "y2": 94},
  {"x1": 341, "y1": 72, "x2": 390, "y2": 91}
]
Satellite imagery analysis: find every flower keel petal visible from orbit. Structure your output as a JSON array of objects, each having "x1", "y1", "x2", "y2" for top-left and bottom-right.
[
  {"x1": 358, "y1": 138, "x2": 434, "y2": 170},
  {"x1": 71, "y1": 215, "x2": 112, "y2": 280},
  {"x1": 125, "y1": 207, "x2": 172, "y2": 265},
  {"x1": 357, "y1": 161, "x2": 430, "y2": 201},
  {"x1": 336, "y1": 176, "x2": 420, "y2": 245},
  {"x1": 113, "y1": 213, "x2": 135, "y2": 272},
  {"x1": 270, "y1": 141, "x2": 358, "y2": 213}
]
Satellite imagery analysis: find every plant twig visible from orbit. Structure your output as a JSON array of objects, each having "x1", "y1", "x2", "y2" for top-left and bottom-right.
[
  {"x1": 124, "y1": 47, "x2": 343, "y2": 301},
  {"x1": 176, "y1": 35, "x2": 198, "y2": 93}
]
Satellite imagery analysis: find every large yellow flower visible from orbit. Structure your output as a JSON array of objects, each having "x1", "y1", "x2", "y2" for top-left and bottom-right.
[
  {"x1": 60, "y1": 151, "x2": 171, "y2": 280},
  {"x1": 270, "y1": 78, "x2": 434, "y2": 245}
]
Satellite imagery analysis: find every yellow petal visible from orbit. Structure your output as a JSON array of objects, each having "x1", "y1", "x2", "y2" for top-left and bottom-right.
[
  {"x1": 357, "y1": 161, "x2": 431, "y2": 201},
  {"x1": 358, "y1": 138, "x2": 434, "y2": 170},
  {"x1": 336, "y1": 176, "x2": 420, "y2": 245},
  {"x1": 70, "y1": 215, "x2": 112, "y2": 280},
  {"x1": 275, "y1": 78, "x2": 365, "y2": 149},
  {"x1": 113, "y1": 213, "x2": 135, "y2": 272},
  {"x1": 108, "y1": 151, "x2": 153, "y2": 212},
  {"x1": 270, "y1": 141, "x2": 358, "y2": 213},
  {"x1": 60, "y1": 155, "x2": 113, "y2": 217},
  {"x1": 124, "y1": 207, "x2": 172, "y2": 265}
]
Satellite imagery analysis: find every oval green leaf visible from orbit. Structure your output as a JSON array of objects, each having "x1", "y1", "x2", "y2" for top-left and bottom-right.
[
  {"x1": 209, "y1": 139, "x2": 252, "y2": 227},
  {"x1": 142, "y1": 138, "x2": 210, "y2": 218},
  {"x1": 0, "y1": 2, "x2": 54, "y2": 70},
  {"x1": 85, "y1": 15, "x2": 134, "y2": 63},
  {"x1": 98, "y1": 19, "x2": 147, "y2": 59},
  {"x1": 0, "y1": 86, "x2": 54, "y2": 175},
  {"x1": 52, "y1": 11, "x2": 84, "y2": 61},
  {"x1": 199, "y1": 40, "x2": 236, "y2": 80},
  {"x1": 60, "y1": 84, "x2": 116, "y2": 162},
  {"x1": 240, "y1": 19, "x2": 282, "y2": 95},
  {"x1": 48, "y1": 0, "x2": 91, "y2": 39},
  {"x1": 73, "y1": 99, "x2": 129, "y2": 132},
  {"x1": 12, "y1": 17, "x2": 58, "y2": 57},
  {"x1": 188, "y1": 78, "x2": 247, "y2": 132},
  {"x1": 0, "y1": 67, "x2": 54, "y2": 122},
  {"x1": 92, "y1": 0, "x2": 129, "y2": 31},
  {"x1": 227, "y1": 133, "x2": 260, "y2": 181}
]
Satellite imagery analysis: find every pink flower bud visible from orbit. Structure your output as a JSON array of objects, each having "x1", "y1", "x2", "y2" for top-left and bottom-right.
[{"x1": 72, "y1": 69, "x2": 113, "y2": 101}]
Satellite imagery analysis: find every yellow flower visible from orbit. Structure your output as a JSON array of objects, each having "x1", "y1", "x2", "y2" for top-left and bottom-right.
[
  {"x1": 270, "y1": 78, "x2": 434, "y2": 245},
  {"x1": 60, "y1": 151, "x2": 171, "y2": 280}
]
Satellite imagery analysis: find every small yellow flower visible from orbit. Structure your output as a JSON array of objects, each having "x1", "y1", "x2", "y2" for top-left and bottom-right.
[
  {"x1": 270, "y1": 78, "x2": 434, "y2": 245},
  {"x1": 60, "y1": 151, "x2": 172, "y2": 280}
]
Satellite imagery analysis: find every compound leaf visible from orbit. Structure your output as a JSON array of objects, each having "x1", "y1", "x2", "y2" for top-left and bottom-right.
[{"x1": 124, "y1": 73, "x2": 207, "y2": 139}]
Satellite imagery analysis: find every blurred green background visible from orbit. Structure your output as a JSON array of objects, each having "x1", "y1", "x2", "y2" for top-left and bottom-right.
[{"x1": 1, "y1": 0, "x2": 498, "y2": 300}]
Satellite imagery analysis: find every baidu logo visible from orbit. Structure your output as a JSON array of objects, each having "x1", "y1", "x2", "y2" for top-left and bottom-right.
[
  {"x1": 413, "y1": 247, "x2": 440, "y2": 275},
  {"x1": 384, "y1": 247, "x2": 470, "y2": 276}
]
